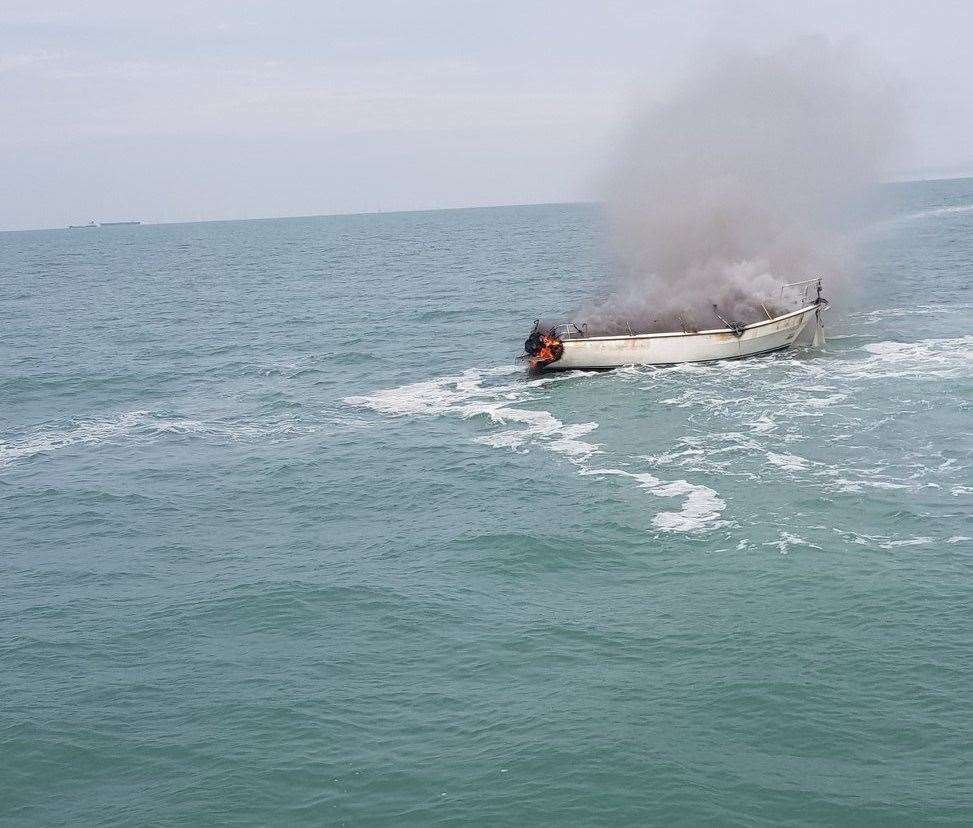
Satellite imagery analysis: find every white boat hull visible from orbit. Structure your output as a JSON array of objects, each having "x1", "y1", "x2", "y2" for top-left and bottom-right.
[{"x1": 548, "y1": 304, "x2": 820, "y2": 370}]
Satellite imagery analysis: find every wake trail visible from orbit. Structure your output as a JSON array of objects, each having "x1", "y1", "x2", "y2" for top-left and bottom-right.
[{"x1": 344, "y1": 365, "x2": 729, "y2": 534}]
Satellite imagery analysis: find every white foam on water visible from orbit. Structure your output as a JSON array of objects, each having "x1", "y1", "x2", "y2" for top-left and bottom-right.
[
  {"x1": 835, "y1": 337, "x2": 973, "y2": 380},
  {"x1": 580, "y1": 467, "x2": 728, "y2": 533},
  {"x1": 342, "y1": 367, "x2": 510, "y2": 417},
  {"x1": 800, "y1": 393, "x2": 848, "y2": 409},
  {"x1": 640, "y1": 432, "x2": 766, "y2": 482},
  {"x1": 633, "y1": 336, "x2": 969, "y2": 504},
  {"x1": 832, "y1": 529, "x2": 949, "y2": 550},
  {"x1": 766, "y1": 452, "x2": 812, "y2": 472},
  {"x1": 765, "y1": 531, "x2": 821, "y2": 555},
  {"x1": 345, "y1": 366, "x2": 602, "y2": 464},
  {"x1": 0, "y1": 410, "x2": 320, "y2": 470},
  {"x1": 947, "y1": 536, "x2": 972, "y2": 545},
  {"x1": 884, "y1": 536, "x2": 934, "y2": 547},
  {"x1": 828, "y1": 477, "x2": 911, "y2": 494},
  {"x1": 0, "y1": 410, "x2": 153, "y2": 468},
  {"x1": 759, "y1": 448, "x2": 944, "y2": 496},
  {"x1": 848, "y1": 304, "x2": 965, "y2": 324},
  {"x1": 651, "y1": 480, "x2": 729, "y2": 533},
  {"x1": 348, "y1": 367, "x2": 729, "y2": 533},
  {"x1": 474, "y1": 431, "x2": 530, "y2": 453},
  {"x1": 642, "y1": 446, "x2": 706, "y2": 466},
  {"x1": 658, "y1": 334, "x2": 971, "y2": 388},
  {"x1": 468, "y1": 402, "x2": 599, "y2": 462},
  {"x1": 344, "y1": 332, "x2": 969, "y2": 538},
  {"x1": 549, "y1": 423, "x2": 602, "y2": 460},
  {"x1": 749, "y1": 415, "x2": 777, "y2": 435}
]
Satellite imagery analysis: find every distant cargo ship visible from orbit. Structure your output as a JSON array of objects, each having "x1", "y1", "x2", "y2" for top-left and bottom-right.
[{"x1": 67, "y1": 220, "x2": 141, "y2": 228}]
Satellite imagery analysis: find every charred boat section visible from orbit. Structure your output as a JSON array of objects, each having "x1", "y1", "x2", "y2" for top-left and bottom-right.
[
  {"x1": 524, "y1": 321, "x2": 564, "y2": 371},
  {"x1": 522, "y1": 279, "x2": 830, "y2": 371}
]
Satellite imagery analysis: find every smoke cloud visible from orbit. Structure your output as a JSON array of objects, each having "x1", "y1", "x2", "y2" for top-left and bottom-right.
[{"x1": 578, "y1": 37, "x2": 901, "y2": 334}]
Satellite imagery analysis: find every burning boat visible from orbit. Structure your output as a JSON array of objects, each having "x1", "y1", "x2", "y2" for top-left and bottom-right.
[{"x1": 524, "y1": 279, "x2": 829, "y2": 371}]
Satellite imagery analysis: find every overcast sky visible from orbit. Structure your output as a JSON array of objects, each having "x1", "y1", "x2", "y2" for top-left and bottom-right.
[{"x1": 2, "y1": 0, "x2": 972, "y2": 230}]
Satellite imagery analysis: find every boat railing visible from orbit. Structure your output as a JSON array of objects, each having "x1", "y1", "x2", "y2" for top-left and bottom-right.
[
  {"x1": 553, "y1": 322, "x2": 589, "y2": 340},
  {"x1": 550, "y1": 277, "x2": 825, "y2": 340},
  {"x1": 780, "y1": 277, "x2": 823, "y2": 305}
]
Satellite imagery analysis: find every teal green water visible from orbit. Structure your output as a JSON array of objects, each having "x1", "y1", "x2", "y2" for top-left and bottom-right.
[{"x1": 1, "y1": 180, "x2": 971, "y2": 825}]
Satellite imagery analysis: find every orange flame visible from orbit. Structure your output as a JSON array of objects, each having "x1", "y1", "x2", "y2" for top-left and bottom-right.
[{"x1": 527, "y1": 331, "x2": 564, "y2": 371}]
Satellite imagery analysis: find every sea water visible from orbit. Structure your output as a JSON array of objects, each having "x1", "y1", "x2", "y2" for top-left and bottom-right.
[{"x1": 1, "y1": 180, "x2": 971, "y2": 825}]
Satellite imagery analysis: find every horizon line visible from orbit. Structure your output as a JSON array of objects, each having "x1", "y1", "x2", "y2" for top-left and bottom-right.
[
  {"x1": 4, "y1": 173, "x2": 972, "y2": 234},
  {"x1": 4, "y1": 200, "x2": 593, "y2": 234}
]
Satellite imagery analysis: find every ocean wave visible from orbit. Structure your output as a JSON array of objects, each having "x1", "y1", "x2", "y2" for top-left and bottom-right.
[
  {"x1": 344, "y1": 332, "x2": 970, "y2": 536},
  {"x1": 827, "y1": 477, "x2": 911, "y2": 494},
  {"x1": 0, "y1": 410, "x2": 323, "y2": 470},
  {"x1": 647, "y1": 335, "x2": 971, "y2": 384},
  {"x1": 833, "y1": 529, "x2": 940, "y2": 550},
  {"x1": 866, "y1": 203, "x2": 973, "y2": 233},
  {"x1": 765, "y1": 531, "x2": 821, "y2": 555},
  {"x1": 848, "y1": 337, "x2": 973, "y2": 379},
  {"x1": 639, "y1": 341, "x2": 968, "y2": 499},
  {"x1": 846, "y1": 303, "x2": 971, "y2": 323},
  {"x1": 894, "y1": 203, "x2": 973, "y2": 222},
  {"x1": 766, "y1": 452, "x2": 813, "y2": 472},
  {"x1": 640, "y1": 433, "x2": 765, "y2": 481},
  {"x1": 0, "y1": 410, "x2": 154, "y2": 468}
]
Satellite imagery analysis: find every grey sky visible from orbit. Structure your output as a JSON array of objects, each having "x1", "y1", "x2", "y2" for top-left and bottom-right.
[{"x1": 2, "y1": 0, "x2": 971, "y2": 230}]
